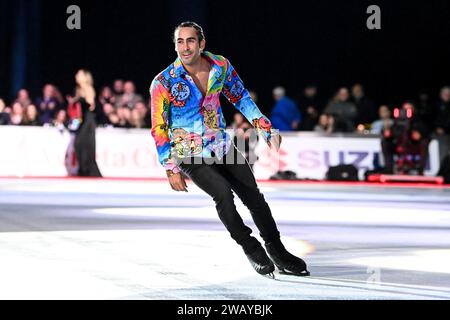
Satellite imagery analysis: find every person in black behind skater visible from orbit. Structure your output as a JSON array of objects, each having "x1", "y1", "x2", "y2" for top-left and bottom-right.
[{"x1": 69, "y1": 69, "x2": 102, "y2": 177}]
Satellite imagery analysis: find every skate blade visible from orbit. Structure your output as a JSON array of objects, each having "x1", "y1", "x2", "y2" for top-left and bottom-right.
[
  {"x1": 262, "y1": 272, "x2": 276, "y2": 279},
  {"x1": 279, "y1": 269, "x2": 310, "y2": 277}
]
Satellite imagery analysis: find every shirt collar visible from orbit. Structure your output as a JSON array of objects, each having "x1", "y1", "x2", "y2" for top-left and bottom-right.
[{"x1": 173, "y1": 51, "x2": 223, "y2": 78}]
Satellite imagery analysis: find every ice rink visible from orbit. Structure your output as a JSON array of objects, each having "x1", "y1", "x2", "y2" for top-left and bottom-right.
[{"x1": 0, "y1": 177, "x2": 449, "y2": 300}]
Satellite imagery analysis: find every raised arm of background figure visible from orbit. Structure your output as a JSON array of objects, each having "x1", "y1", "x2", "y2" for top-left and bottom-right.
[
  {"x1": 149, "y1": 78, "x2": 181, "y2": 174},
  {"x1": 222, "y1": 58, "x2": 281, "y2": 149}
]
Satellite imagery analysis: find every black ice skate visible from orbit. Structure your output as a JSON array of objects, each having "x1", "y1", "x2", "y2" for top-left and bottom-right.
[
  {"x1": 245, "y1": 246, "x2": 275, "y2": 277},
  {"x1": 265, "y1": 241, "x2": 310, "y2": 276}
]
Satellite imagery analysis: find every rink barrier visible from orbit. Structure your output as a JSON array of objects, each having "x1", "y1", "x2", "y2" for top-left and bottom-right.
[{"x1": 0, "y1": 126, "x2": 441, "y2": 180}]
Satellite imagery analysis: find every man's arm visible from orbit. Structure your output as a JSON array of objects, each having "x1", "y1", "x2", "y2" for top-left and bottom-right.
[
  {"x1": 222, "y1": 59, "x2": 281, "y2": 150},
  {"x1": 150, "y1": 78, "x2": 187, "y2": 191}
]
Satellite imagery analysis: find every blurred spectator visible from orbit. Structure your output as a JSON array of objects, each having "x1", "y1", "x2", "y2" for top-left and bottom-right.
[
  {"x1": 416, "y1": 92, "x2": 435, "y2": 132},
  {"x1": 15, "y1": 89, "x2": 32, "y2": 108},
  {"x1": 249, "y1": 90, "x2": 258, "y2": 104},
  {"x1": 22, "y1": 104, "x2": 41, "y2": 126},
  {"x1": 5, "y1": 77, "x2": 447, "y2": 139},
  {"x1": 115, "y1": 105, "x2": 132, "y2": 128},
  {"x1": 35, "y1": 84, "x2": 60, "y2": 125},
  {"x1": 230, "y1": 112, "x2": 241, "y2": 131},
  {"x1": 249, "y1": 90, "x2": 259, "y2": 128},
  {"x1": 324, "y1": 87, "x2": 357, "y2": 132},
  {"x1": 129, "y1": 108, "x2": 146, "y2": 128},
  {"x1": 0, "y1": 98, "x2": 11, "y2": 125},
  {"x1": 297, "y1": 84, "x2": 322, "y2": 131},
  {"x1": 113, "y1": 79, "x2": 125, "y2": 98},
  {"x1": 9, "y1": 102, "x2": 24, "y2": 125},
  {"x1": 434, "y1": 86, "x2": 450, "y2": 136},
  {"x1": 107, "y1": 112, "x2": 120, "y2": 127},
  {"x1": 314, "y1": 114, "x2": 332, "y2": 133},
  {"x1": 97, "y1": 102, "x2": 116, "y2": 126},
  {"x1": 53, "y1": 85, "x2": 65, "y2": 106},
  {"x1": 402, "y1": 101, "x2": 430, "y2": 139},
  {"x1": 52, "y1": 109, "x2": 68, "y2": 130},
  {"x1": 134, "y1": 101, "x2": 151, "y2": 128},
  {"x1": 230, "y1": 112, "x2": 256, "y2": 168},
  {"x1": 351, "y1": 83, "x2": 376, "y2": 127},
  {"x1": 270, "y1": 86, "x2": 302, "y2": 131},
  {"x1": 313, "y1": 113, "x2": 344, "y2": 134},
  {"x1": 115, "y1": 81, "x2": 143, "y2": 109},
  {"x1": 370, "y1": 105, "x2": 394, "y2": 135},
  {"x1": 99, "y1": 86, "x2": 116, "y2": 106}
]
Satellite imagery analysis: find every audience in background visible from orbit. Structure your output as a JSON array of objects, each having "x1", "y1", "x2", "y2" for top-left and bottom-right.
[
  {"x1": 434, "y1": 86, "x2": 450, "y2": 136},
  {"x1": 270, "y1": 86, "x2": 302, "y2": 131},
  {"x1": 133, "y1": 101, "x2": 151, "y2": 128},
  {"x1": 416, "y1": 92, "x2": 435, "y2": 132},
  {"x1": 314, "y1": 113, "x2": 335, "y2": 134},
  {"x1": 297, "y1": 84, "x2": 322, "y2": 131},
  {"x1": 229, "y1": 112, "x2": 256, "y2": 168},
  {"x1": 9, "y1": 102, "x2": 24, "y2": 125},
  {"x1": 115, "y1": 105, "x2": 132, "y2": 128},
  {"x1": 97, "y1": 102, "x2": 116, "y2": 127},
  {"x1": 370, "y1": 105, "x2": 393, "y2": 135},
  {"x1": 1, "y1": 79, "x2": 448, "y2": 145},
  {"x1": 0, "y1": 99, "x2": 10, "y2": 125},
  {"x1": 115, "y1": 81, "x2": 143, "y2": 109},
  {"x1": 99, "y1": 86, "x2": 116, "y2": 106},
  {"x1": 15, "y1": 89, "x2": 32, "y2": 108},
  {"x1": 52, "y1": 109, "x2": 68, "y2": 130},
  {"x1": 324, "y1": 87, "x2": 357, "y2": 132},
  {"x1": 22, "y1": 104, "x2": 41, "y2": 126},
  {"x1": 129, "y1": 108, "x2": 146, "y2": 129},
  {"x1": 352, "y1": 83, "x2": 377, "y2": 128},
  {"x1": 35, "y1": 84, "x2": 61, "y2": 125},
  {"x1": 113, "y1": 79, "x2": 125, "y2": 98}
]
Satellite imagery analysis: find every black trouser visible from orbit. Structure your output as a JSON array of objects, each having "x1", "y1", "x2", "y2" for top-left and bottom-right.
[{"x1": 178, "y1": 146, "x2": 280, "y2": 254}]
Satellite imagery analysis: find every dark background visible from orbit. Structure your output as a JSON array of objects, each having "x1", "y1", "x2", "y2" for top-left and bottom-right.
[{"x1": 1, "y1": 0, "x2": 449, "y2": 117}]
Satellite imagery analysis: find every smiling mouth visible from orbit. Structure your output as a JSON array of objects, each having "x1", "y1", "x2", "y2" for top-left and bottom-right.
[{"x1": 182, "y1": 53, "x2": 193, "y2": 58}]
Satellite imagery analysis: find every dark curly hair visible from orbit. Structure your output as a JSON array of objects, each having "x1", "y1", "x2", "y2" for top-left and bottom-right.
[{"x1": 173, "y1": 21, "x2": 205, "y2": 43}]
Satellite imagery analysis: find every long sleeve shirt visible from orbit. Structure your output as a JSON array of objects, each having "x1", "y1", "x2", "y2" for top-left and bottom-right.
[{"x1": 150, "y1": 51, "x2": 273, "y2": 173}]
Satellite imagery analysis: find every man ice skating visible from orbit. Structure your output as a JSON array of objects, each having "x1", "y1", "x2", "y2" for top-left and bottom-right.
[{"x1": 150, "y1": 21, "x2": 309, "y2": 277}]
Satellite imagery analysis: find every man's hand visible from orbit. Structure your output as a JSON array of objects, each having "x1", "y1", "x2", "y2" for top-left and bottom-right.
[
  {"x1": 267, "y1": 134, "x2": 282, "y2": 152},
  {"x1": 168, "y1": 172, "x2": 188, "y2": 192}
]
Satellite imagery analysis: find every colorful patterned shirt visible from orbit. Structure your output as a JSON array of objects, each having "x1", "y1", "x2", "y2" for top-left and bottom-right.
[{"x1": 150, "y1": 51, "x2": 273, "y2": 173}]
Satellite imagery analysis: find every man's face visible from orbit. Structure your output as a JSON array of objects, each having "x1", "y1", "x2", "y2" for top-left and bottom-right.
[{"x1": 174, "y1": 27, "x2": 205, "y2": 66}]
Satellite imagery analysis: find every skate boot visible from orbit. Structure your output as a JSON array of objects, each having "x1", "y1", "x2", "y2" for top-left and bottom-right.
[
  {"x1": 245, "y1": 246, "x2": 275, "y2": 276},
  {"x1": 265, "y1": 241, "x2": 310, "y2": 276}
]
